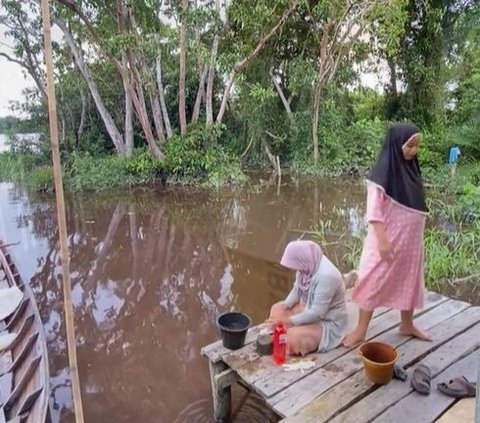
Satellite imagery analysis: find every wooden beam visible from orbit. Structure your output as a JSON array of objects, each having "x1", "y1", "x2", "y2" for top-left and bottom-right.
[
  {"x1": 208, "y1": 361, "x2": 232, "y2": 423},
  {"x1": 214, "y1": 368, "x2": 238, "y2": 392},
  {"x1": 476, "y1": 353, "x2": 479, "y2": 422},
  {"x1": 40, "y1": 1, "x2": 84, "y2": 422}
]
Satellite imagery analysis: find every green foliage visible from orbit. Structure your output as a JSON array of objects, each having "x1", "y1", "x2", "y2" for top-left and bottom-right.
[
  {"x1": 457, "y1": 183, "x2": 480, "y2": 223},
  {"x1": 29, "y1": 166, "x2": 54, "y2": 192},
  {"x1": 293, "y1": 117, "x2": 386, "y2": 176},
  {"x1": 125, "y1": 150, "x2": 165, "y2": 181},
  {"x1": 1, "y1": 0, "x2": 479, "y2": 193},
  {"x1": 417, "y1": 129, "x2": 446, "y2": 169},
  {"x1": 164, "y1": 124, "x2": 246, "y2": 186},
  {"x1": 64, "y1": 149, "x2": 168, "y2": 192},
  {"x1": 0, "y1": 116, "x2": 40, "y2": 133},
  {"x1": 65, "y1": 153, "x2": 132, "y2": 192},
  {"x1": 425, "y1": 219, "x2": 480, "y2": 290},
  {"x1": 0, "y1": 152, "x2": 45, "y2": 181}
]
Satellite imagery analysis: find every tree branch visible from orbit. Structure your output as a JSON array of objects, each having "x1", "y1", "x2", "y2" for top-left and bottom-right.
[
  {"x1": 0, "y1": 51, "x2": 46, "y2": 99},
  {"x1": 216, "y1": 0, "x2": 300, "y2": 123}
]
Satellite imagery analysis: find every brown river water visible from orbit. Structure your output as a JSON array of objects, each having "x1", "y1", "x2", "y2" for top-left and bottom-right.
[{"x1": 0, "y1": 176, "x2": 474, "y2": 422}]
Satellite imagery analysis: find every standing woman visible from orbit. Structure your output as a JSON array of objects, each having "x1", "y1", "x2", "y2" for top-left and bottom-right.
[{"x1": 343, "y1": 123, "x2": 431, "y2": 347}]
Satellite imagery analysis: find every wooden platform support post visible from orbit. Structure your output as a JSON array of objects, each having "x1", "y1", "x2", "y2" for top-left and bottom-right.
[
  {"x1": 208, "y1": 361, "x2": 237, "y2": 422},
  {"x1": 476, "y1": 355, "x2": 479, "y2": 423},
  {"x1": 40, "y1": 1, "x2": 85, "y2": 422}
]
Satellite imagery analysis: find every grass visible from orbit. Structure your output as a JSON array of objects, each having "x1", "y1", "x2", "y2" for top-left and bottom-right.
[
  {"x1": 425, "y1": 221, "x2": 480, "y2": 290},
  {"x1": 310, "y1": 180, "x2": 480, "y2": 292}
]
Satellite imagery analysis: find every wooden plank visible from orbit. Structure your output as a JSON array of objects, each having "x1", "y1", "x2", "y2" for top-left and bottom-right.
[
  {"x1": 5, "y1": 300, "x2": 28, "y2": 332},
  {"x1": 477, "y1": 353, "x2": 480, "y2": 423},
  {"x1": 0, "y1": 354, "x2": 12, "y2": 377},
  {"x1": 271, "y1": 303, "x2": 480, "y2": 418},
  {"x1": 7, "y1": 333, "x2": 38, "y2": 374},
  {"x1": 201, "y1": 324, "x2": 268, "y2": 364},
  {"x1": 281, "y1": 299, "x2": 472, "y2": 423},
  {"x1": 326, "y1": 315, "x2": 480, "y2": 423},
  {"x1": 0, "y1": 373, "x2": 12, "y2": 407},
  {"x1": 245, "y1": 292, "x2": 447, "y2": 399},
  {"x1": 435, "y1": 398, "x2": 475, "y2": 423},
  {"x1": 201, "y1": 289, "x2": 391, "y2": 364},
  {"x1": 373, "y1": 350, "x2": 479, "y2": 423},
  {"x1": 224, "y1": 292, "x2": 441, "y2": 375},
  {"x1": 6, "y1": 315, "x2": 34, "y2": 353},
  {"x1": 16, "y1": 386, "x2": 43, "y2": 416},
  {"x1": 3, "y1": 356, "x2": 41, "y2": 411}
]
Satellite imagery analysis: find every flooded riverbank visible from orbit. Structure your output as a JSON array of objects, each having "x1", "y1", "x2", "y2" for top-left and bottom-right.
[{"x1": 0, "y1": 177, "x2": 476, "y2": 422}]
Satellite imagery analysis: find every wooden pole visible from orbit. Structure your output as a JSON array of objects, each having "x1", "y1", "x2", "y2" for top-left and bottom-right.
[
  {"x1": 476, "y1": 356, "x2": 479, "y2": 422},
  {"x1": 40, "y1": 1, "x2": 85, "y2": 422}
]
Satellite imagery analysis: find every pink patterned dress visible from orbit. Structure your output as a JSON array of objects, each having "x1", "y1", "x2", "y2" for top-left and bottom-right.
[{"x1": 352, "y1": 181, "x2": 428, "y2": 311}]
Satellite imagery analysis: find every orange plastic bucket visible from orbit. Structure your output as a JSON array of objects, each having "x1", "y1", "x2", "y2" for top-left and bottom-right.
[{"x1": 358, "y1": 341, "x2": 397, "y2": 385}]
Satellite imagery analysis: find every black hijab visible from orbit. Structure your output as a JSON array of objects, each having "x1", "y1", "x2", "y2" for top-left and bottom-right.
[{"x1": 368, "y1": 123, "x2": 427, "y2": 212}]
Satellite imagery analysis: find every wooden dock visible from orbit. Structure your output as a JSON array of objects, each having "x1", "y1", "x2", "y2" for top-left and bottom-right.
[{"x1": 201, "y1": 290, "x2": 479, "y2": 423}]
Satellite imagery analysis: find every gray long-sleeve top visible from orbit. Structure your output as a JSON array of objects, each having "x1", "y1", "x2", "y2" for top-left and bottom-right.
[{"x1": 284, "y1": 255, "x2": 347, "y2": 327}]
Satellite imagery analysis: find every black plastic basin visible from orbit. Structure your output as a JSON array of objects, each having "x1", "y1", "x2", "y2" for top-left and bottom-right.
[{"x1": 217, "y1": 312, "x2": 251, "y2": 350}]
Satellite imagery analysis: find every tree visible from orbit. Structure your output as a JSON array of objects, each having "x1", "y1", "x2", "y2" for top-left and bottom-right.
[
  {"x1": 306, "y1": 0, "x2": 404, "y2": 162},
  {"x1": 0, "y1": 0, "x2": 46, "y2": 99},
  {"x1": 396, "y1": 0, "x2": 477, "y2": 129}
]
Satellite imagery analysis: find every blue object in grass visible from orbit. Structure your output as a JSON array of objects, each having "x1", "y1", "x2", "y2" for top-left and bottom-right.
[{"x1": 449, "y1": 146, "x2": 461, "y2": 164}]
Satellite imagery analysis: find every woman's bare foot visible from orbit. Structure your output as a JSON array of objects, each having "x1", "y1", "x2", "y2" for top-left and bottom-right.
[
  {"x1": 399, "y1": 324, "x2": 431, "y2": 341},
  {"x1": 343, "y1": 329, "x2": 366, "y2": 347}
]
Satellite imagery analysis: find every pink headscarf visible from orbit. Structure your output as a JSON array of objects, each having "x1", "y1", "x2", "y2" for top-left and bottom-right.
[{"x1": 280, "y1": 240, "x2": 323, "y2": 291}]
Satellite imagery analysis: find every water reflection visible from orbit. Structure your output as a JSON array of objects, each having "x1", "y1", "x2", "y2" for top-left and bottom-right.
[{"x1": 1, "y1": 178, "x2": 368, "y2": 422}]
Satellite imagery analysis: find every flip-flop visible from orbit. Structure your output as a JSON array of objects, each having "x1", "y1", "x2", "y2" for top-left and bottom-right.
[
  {"x1": 437, "y1": 376, "x2": 477, "y2": 398},
  {"x1": 393, "y1": 364, "x2": 408, "y2": 382},
  {"x1": 410, "y1": 364, "x2": 431, "y2": 395}
]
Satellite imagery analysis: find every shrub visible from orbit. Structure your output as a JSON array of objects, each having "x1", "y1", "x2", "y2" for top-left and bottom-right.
[{"x1": 164, "y1": 124, "x2": 246, "y2": 186}]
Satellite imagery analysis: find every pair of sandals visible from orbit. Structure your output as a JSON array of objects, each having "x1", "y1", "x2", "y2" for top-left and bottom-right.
[{"x1": 411, "y1": 364, "x2": 477, "y2": 398}]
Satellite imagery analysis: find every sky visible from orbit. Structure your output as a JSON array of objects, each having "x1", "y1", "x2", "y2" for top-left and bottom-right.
[
  {"x1": 0, "y1": 27, "x2": 35, "y2": 117},
  {"x1": 0, "y1": 19, "x2": 389, "y2": 119}
]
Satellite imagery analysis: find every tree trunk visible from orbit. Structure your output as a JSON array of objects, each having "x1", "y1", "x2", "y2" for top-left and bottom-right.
[
  {"x1": 60, "y1": 112, "x2": 66, "y2": 145},
  {"x1": 270, "y1": 67, "x2": 293, "y2": 118},
  {"x1": 151, "y1": 96, "x2": 165, "y2": 142},
  {"x1": 53, "y1": 0, "x2": 166, "y2": 158},
  {"x1": 178, "y1": 0, "x2": 188, "y2": 135},
  {"x1": 387, "y1": 55, "x2": 398, "y2": 99},
  {"x1": 216, "y1": 69, "x2": 237, "y2": 124},
  {"x1": 127, "y1": 63, "x2": 164, "y2": 160},
  {"x1": 124, "y1": 82, "x2": 134, "y2": 157},
  {"x1": 77, "y1": 88, "x2": 87, "y2": 144},
  {"x1": 192, "y1": 67, "x2": 207, "y2": 123},
  {"x1": 311, "y1": 79, "x2": 323, "y2": 163},
  {"x1": 216, "y1": 0, "x2": 299, "y2": 124},
  {"x1": 206, "y1": 35, "x2": 219, "y2": 125},
  {"x1": 54, "y1": 17, "x2": 126, "y2": 155},
  {"x1": 156, "y1": 55, "x2": 172, "y2": 138}
]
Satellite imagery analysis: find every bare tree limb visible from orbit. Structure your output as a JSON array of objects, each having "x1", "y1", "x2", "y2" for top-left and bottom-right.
[
  {"x1": 216, "y1": 0, "x2": 300, "y2": 123},
  {"x1": 270, "y1": 67, "x2": 293, "y2": 118}
]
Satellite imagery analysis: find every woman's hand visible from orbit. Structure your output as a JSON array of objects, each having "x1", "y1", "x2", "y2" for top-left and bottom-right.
[
  {"x1": 266, "y1": 315, "x2": 292, "y2": 327},
  {"x1": 378, "y1": 237, "x2": 393, "y2": 262},
  {"x1": 372, "y1": 222, "x2": 393, "y2": 262}
]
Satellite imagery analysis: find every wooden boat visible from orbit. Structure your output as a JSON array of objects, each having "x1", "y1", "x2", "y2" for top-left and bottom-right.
[{"x1": 0, "y1": 245, "x2": 50, "y2": 423}]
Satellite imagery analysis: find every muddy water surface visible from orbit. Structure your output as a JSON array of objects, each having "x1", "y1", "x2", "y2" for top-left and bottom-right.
[{"x1": 0, "y1": 177, "x2": 469, "y2": 422}]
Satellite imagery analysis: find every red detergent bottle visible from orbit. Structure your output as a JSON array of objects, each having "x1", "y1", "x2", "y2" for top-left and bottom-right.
[{"x1": 273, "y1": 323, "x2": 287, "y2": 365}]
